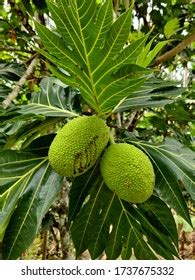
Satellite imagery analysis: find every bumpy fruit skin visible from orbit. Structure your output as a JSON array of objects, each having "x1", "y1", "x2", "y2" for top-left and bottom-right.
[
  {"x1": 100, "y1": 143, "x2": 155, "y2": 203},
  {"x1": 48, "y1": 115, "x2": 109, "y2": 177}
]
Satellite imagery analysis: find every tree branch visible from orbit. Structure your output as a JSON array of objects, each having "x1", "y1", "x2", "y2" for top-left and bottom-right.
[
  {"x1": 2, "y1": 55, "x2": 39, "y2": 109},
  {"x1": 154, "y1": 31, "x2": 195, "y2": 66},
  {"x1": 112, "y1": 0, "x2": 120, "y2": 13}
]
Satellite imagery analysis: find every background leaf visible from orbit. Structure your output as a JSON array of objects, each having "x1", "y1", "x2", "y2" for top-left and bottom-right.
[
  {"x1": 164, "y1": 18, "x2": 180, "y2": 39},
  {"x1": 136, "y1": 37, "x2": 168, "y2": 67},
  {"x1": 3, "y1": 118, "x2": 62, "y2": 150},
  {"x1": 0, "y1": 85, "x2": 11, "y2": 102},
  {"x1": 0, "y1": 62, "x2": 24, "y2": 81},
  {"x1": 23, "y1": 134, "x2": 56, "y2": 156},
  {"x1": 0, "y1": 150, "x2": 44, "y2": 186},
  {"x1": 127, "y1": 138, "x2": 194, "y2": 225},
  {"x1": 0, "y1": 150, "x2": 47, "y2": 241},
  {"x1": 115, "y1": 78, "x2": 185, "y2": 112},
  {"x1": 19, "y1": 77, "x2": 79, "y2": 118}
]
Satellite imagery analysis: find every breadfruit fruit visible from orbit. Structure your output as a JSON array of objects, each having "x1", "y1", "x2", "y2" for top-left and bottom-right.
[
  {"x1": 100, "y1": 143, "x2": 155, "y2": 203},
  {"x1": 48, "y1": 115, "x2": 109, "y2": 177}
]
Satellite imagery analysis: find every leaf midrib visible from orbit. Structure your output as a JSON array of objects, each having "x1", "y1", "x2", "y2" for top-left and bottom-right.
[
  {"x1": 92, "y1": 9, "x2": 132, "y2": 76},
  {"x1": 131, "y1": 141, "x2": 190, "y2": 222},
  {"x1": 69, "y1": 161, "x2": 99, "y2": 222},
  {"x1": 0, "y1": 157, "x2": 44, "y2": 167},
  {"x1": 0, "y1": 158, "x2": 47, "y2": 241},
  {"x1": 6, "y1": 161, "x2": 49, "y2": 259},
  {"x1": 139, "y1": 142, "x2": 195, "y2": 190},
  {"x1": 119, "y1": 199, "x2": 156, "y2": 259},
  {"x1": 74, "y1": 1, "x2": 100, "y2": 112},
  {"x1": 109, "y1": 211, "x2": 123, "y2": 259},
  {"x1": 91, "y1": 193, "x2": 116, "y2": 257},
  {"x1": 73, "y1": 182, "x2": 104, "y2": 255}
]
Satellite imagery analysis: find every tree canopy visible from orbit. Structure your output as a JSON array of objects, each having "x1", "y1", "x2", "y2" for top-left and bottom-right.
[{"x1": 0, "y1": 0, "x2": 195, "y2": 260}]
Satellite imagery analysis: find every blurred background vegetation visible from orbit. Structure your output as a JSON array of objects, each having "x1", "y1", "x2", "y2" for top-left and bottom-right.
[{"x1": 0, "y1": 0, "x2": 195, "y2": 259}]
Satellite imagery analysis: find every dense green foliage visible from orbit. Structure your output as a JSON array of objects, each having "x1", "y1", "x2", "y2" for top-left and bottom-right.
[{"x1": 0, "y1": 0, "x2": 194, "y2": 260}]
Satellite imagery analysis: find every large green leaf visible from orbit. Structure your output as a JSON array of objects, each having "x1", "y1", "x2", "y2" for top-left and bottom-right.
[
  {"x1": 69, "y1": 160, "x2": 101, "y2": 222},
  {"x1": 2, "y1": 162, "x2": 63, "y2": 259},
  {"x1": 128, "y1": 138, "x2": 194, "y2": 225},
  {"x1": 34, "y1": 0, "x2": 157, "y2": 115},
  {"x1": 0, "y1": 150, "x2": 44, "y2": 186},
  {"x1": 115, "y1": 78, "x2": 185, "y2": 112},
  {"x1": 19, "y1": 77, "x2": 79, "y2": 118},
  {"x1": 0, "y1": 150, "x2": 47, "y2": 242},
  {"x1": 3, "y1": 118, "x2": 62, "y2": 150},
  {"x1": 23, "y1": 134, "x2": 56, "y2": 156},
  {"x1": 69, "y1": 164, "x2": 178, "y2": 260},
  {"x1": 1, "y1": 77, "x2": 80, "y2": 149},
  {"x1": 138, "y1": 196, "x2": 178, "y2": 247}
]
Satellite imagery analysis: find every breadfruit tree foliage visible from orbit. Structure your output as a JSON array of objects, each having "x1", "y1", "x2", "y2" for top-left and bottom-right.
[{"x1": 0, "y1": 0, "x2": 194, "y2": 260}]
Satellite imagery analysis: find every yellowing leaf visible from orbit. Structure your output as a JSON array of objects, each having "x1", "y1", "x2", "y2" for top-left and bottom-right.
[{"x1": 164, "y1": 18, "x2": 179, "y2": 39}]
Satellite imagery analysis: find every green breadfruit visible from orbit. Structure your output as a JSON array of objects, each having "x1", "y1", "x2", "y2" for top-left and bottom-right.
[
  {"x1": 48, "y1": 115, "x2": 109, "y2": 177},
  {"x1": 100, "y1": 143, "x2": 155, "y2": 203}
]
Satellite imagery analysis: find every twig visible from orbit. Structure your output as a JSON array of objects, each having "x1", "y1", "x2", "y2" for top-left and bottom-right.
[
  {"x1": 42, "y1": 230, "x2": 48, "y2": 260},
  {"x1": 113, "y1": 0, "x2": 120, "y2": 13},
  {"x1": 113, "y1": 0, "x2": 120, "y2": 21},
  {"x1": 24, "y1": 52, "x2": 38, "y2": 65},
  {"x1": 117, "y1": 112, "x2": 122, "y2": 127},
  {"x1": 154, "y1": 31, "x2": 195, "y2": 66},
  {"x1": 125, "y1": 110, "x2": 138, "y2": 129},
  {"x1": 2, "y1": 55, "x2": 39, "y2": 109}
]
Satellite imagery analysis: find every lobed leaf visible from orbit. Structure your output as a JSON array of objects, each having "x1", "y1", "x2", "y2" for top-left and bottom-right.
[
  {"x1": 0, "y1": 150, "x2": 47, "y2": 242},
  {"x1": 35, "y1": 0, "x2": 156, "y2": 114},
  {"x1": 70, "y1": 163, "x2": 179, "y2": 260},
  {"x1": 128, "y1": 138, "x2": 194, "y2": 225},
  {"x1": 69, "y1": 160, "x2": 101, "y2": 222}
]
